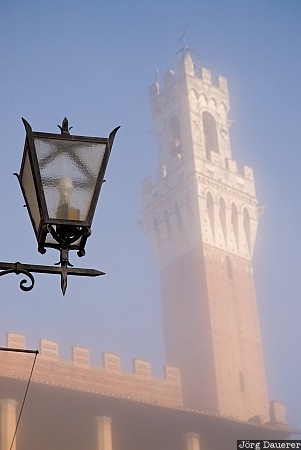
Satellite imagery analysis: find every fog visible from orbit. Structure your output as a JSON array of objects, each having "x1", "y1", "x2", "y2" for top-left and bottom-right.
[{"x1": 0, "y1": 0, "x2": 300, "y2": 441}]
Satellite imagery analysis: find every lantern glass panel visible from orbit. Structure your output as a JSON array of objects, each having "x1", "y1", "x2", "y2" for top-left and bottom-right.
[
  {"x1": 20, "y1": 149, "x2": 41, "y2": 236},
  {"x1": 34, "y1": 137, "x2": 107, "y2": 223}
]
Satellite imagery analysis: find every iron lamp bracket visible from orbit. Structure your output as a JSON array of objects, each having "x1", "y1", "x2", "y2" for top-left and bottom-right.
[{"x1": 0, "y1": 260, "x2": 104, "y2": 295}]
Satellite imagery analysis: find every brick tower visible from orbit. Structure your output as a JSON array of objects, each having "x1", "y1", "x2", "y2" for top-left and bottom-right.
[{"x1": 141, "y1": 49, "x2": 270, "y2": 422}]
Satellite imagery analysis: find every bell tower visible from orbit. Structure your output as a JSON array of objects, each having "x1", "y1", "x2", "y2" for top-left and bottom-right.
[{"x1": 141, "y1": 50, "x2": 270, "y2": 422}]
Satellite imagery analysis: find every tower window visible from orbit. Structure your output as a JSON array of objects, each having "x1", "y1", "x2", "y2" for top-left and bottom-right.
[
  {"x1": 243, "y1": 208, "x2": 251, "y2": 252},
  {"x1": 226, "y1": 255, "x2": 233, "y2": 280},
  {"x1": 169, "y1": 115, "x2": 182, "y2": 157},
  {"x1": 186, "y1": 194, "x2": 194, "y2": 228},
  {"x1": 206, "y1": 192, "x2": 215, "y2": 240},
  {"x1": 153, "y1": 217, "x2": 163, "y2": 257},
  {"x1": 175, "y1": 202, "x2": 184, "y2": 233},
  {"x1": 164, "y1": 210, "x2": 173, "y2": 237},
  {"x1": 202, "y1": 111, "x2": 219, "y2": 159},
  {"x1": 231, "y1": 203, "x2": 239, "y2": 249},
  {"x1": 239, "y1": 370, "x2": 246, "y2": 393},
  {"x1": 219, "y1": 197, "x2": 227, "y2": 244}
]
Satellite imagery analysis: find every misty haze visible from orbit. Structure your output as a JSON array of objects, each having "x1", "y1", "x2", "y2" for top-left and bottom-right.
[{"x1": 0, "y1": 1, "x2": 300, "y2": 450}]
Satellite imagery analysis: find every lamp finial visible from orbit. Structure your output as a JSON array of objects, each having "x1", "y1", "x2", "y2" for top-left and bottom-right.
[{"x1": 57, "y1": 117, "x2": 73, "y2": 135}]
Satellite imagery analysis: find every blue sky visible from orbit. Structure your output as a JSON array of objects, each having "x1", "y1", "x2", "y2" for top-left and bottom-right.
[{"x1": 0, "y1": 0, "x2": 300, "y2": 429}]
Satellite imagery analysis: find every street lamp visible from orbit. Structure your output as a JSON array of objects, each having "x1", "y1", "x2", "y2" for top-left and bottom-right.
[{"x1": 0, "y1": 118, "x2": 119, "y2": 295}]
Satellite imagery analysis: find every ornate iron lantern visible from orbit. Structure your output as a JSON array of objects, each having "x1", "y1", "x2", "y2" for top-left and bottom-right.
[{"x1": 0, "y1": 118, "x2": 119, "y2": 294}]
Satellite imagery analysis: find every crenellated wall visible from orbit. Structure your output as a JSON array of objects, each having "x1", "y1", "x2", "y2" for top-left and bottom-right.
[{"x1": 0, "y1": 332, "x2": 183, "y2": 408}]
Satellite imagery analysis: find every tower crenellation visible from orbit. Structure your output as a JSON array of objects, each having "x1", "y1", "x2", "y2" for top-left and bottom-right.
[{"x1": 144, "y1": 51, "x2": 259, "y2": 268}]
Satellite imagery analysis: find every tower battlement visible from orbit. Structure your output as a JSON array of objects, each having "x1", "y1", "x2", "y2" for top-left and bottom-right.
[
  {"x1": 149, "y1": 54, "x2": 228, "y2": 102},
  {"x1": 143, "y1": 51, "x2": 260, "y2": 269},
  {"x1": 0, "y1": 332, "x2": 183, "y2": 408},
  {"x1": 147, "y1": 51, "x2": 253, "y2": 189}
]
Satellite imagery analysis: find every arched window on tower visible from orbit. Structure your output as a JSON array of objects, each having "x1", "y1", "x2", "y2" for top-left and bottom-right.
[
  {"x1": 219, "y1": 197, "x2": 227, "y2": 245},
  {"x1": 175, "y1": 202, "x2": 184, "y2": 234},
  {"x1": 202, "y1": 111, "x2": 219, "y2": 160},
  {"x1": 231, "y1": 203, "x2": 239, "y2": 249},
  {"x1": 153, "y1": 217, "x2": 163, "y2": 257},
  {"x1": 185, "y1": 194, "x2": 195, "y2": 234},
  {"x1": 206, "y1": 192, "x2": 215, "y2": 240},
  {"x1": 164, "y1": 209, "x2": 173, "y2": 240},
  {"x1": 169, "y1": 115, "x2": 182, "y2": 157},
  {"x1": 243, "y1": 208, "x2": 251, "y2": 253}
]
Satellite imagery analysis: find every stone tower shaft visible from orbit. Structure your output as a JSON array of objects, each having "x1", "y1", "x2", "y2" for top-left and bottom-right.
[{"x1": 141, "y1": 50, "x2": 270, "y2": 422}]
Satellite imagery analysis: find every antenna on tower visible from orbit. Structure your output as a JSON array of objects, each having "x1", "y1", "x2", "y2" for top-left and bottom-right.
[
  {"x1": 174, "y1": 25, "x2": 205, "y2": 66},
  {"x1": 179, "y1": 24, "x2": 189, "y2": 44},
  {"x1": 175, "y1": 24, "x2": 190, "y2": 58}
]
